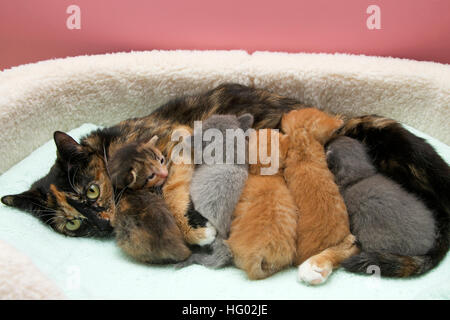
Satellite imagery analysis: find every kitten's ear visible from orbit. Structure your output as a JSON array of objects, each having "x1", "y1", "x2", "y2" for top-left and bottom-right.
[
  {"x1": 1, "y1": 189, "x2": 47, "y2": 216},
  {"x1": 280, "y1": 113, "x2": 293, "y2": 135},
  {"x1": 278, "y1": 134, "x2": 290, "y2": 160},
  {"x1": 147, "y1": 135, "x2": 159, "y2": 146},
  {"x1": 126, "y1": 169, "x2": 137, "y2": 188},
  {"x1": 111, "y1": 168, "x2": 137, "y2": 189},
  {"x1": 321, "y1": 118, "x2": 345, "y2": 144},
  {"x1": 237, "y1": 114, "x2": 254, "y2": 131},
  {"x1": 54, "y1": 131, "x2": 86, "y2": 164}
]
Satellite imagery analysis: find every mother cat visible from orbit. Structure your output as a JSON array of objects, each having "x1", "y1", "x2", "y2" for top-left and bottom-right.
[{"x1": 2, "y1": 83, "x2": 449, "y2": 277}]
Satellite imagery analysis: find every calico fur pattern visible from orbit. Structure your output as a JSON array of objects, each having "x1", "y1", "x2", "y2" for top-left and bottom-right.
[{"x1": 1, "y1": 84, "x2": 449, "y2": 276}]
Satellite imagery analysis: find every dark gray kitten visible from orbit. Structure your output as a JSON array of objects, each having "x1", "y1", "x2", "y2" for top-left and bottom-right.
[
  {"x1": 178, "y1": 113, "x2": 254, "y2": 269},
  {"x1": 326, "y1": 136, "x2": 437, "y2": 276}
]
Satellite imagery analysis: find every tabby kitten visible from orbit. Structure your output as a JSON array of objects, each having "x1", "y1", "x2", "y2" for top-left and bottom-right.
[
  {"x1": 327, "y1": 136, "x2": 437, "y2": 276},
  {"x1": 107, "y1": 126, "x2": 214, "y2": 253},
  {"x1": 227, "y1": 129, "x2": 298, "y2": 280},
  {"x1": 178, "y1": 114, "x2": 254, "y2": 268},
  {"x1": 282, "y1": 108, "x2": 358, "y2": 285},
  {"x1": 105, "y1": 135, "x2": 193, "y2": 263},
  {"x1": 107, "y1": 135, "x2": 168, "y2": 190},
  {"x1": 113, "y1": 189, "x2": 191, "y2": 264}
]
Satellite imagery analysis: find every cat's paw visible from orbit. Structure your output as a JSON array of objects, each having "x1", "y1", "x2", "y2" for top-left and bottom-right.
[
  {"x1": 297, "y1": 258, "x2": 332, "y2": 285},
  {"x1": 197, "y1": 222, "x2": 217, "y2": 246}
]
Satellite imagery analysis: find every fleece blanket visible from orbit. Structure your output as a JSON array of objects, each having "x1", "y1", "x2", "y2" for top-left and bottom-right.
[
  {"x1": 0, "y1": 51, "x2": 449, "y2": 299},
  {"x1": 0, "y1": 123, "x2": 449, "y2": 300},
  {"x1": 0, "y1": 50, "x2": 449, "y2": 173}
]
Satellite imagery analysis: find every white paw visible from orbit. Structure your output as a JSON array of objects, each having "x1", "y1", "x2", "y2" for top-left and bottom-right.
[
  {"x1": 297, "y1": 258, "x2": 332, "y2": 285},
  {"x1": 197, "y1": 222, "x2": 217, "y2": 246}
]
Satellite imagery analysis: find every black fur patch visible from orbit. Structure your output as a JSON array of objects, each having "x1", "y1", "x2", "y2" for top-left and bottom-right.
[{"x1": 186, "y1": 199, "x2": 208, "y2": 228}]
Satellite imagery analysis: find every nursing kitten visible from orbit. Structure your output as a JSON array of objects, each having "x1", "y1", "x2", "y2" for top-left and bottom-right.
[
  {"x1": 107, "y1": 135, "x2": 168, "y2": 190},
  {"x1": 326, "y1": 136, "x2": 437, "y2": 276},
  {"x1": 336, "y1": 115, "x2": 450, "y2": 276},
  {"x1": 162, "y1": 131, "x2": 215, "y2": 247},
  {"x1": 178, "y1": 114, "x2": 254, "y2": 268},
  {"x1": 108, "y1": 128, "x2": 213, "y2": 252},
  {"x1": 113, "y1": 189, "x2": 191, "y2": 264},
  {"x1": 105, "y1": 135, "x2": 192, "y2": 263},
  {"x1": 282, "y1": 108, "x2": 358, "y2": 285},
  {"x1": 226, "y1": 129, "x2": 298, "y2": 280}
]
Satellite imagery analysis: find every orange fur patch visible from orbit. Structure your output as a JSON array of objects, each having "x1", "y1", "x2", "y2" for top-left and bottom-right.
[
  {"x1": 228, "y1": 130, "x2": 298, "y2": 280},
  {"x1": 281, "y1": 108, "x2": 355, "y2": 267}
]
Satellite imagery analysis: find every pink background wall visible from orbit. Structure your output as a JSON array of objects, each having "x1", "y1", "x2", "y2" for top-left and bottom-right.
[{"x1": 1, "y1": 0, "x2": 449, "y2": 70}]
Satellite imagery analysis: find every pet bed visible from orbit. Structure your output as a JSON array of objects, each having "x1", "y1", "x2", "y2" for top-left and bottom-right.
[{"x1": 0, "y1": 51, "x2": 449, "y2": 299}]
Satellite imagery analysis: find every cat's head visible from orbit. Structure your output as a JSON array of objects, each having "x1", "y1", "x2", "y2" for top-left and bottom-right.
[
  {"x1": 326, "y1": 136, "x2": 377, "y2": 187},
  {"x1": 248, "y1": 129, "x2": 289, "y2": 175},
  {"x1": 282, "y1": 108, "x2": 343, "y2": 144},
  {"x1": 1, "y1": 131, "x2": 115, "y2": 237},
  {"x1": 108, "y1": 135, "x2": 168, "y2": 190},
  {"x1": 192, "y1": 113, "x2": 254, "y2": 164}
]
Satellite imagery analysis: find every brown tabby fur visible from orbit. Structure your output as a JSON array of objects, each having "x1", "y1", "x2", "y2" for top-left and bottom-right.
[
  {"x1": 227, "y1": 130, "x2": 298, "y2": 279},
  {"x1": 281, "y1": 108, "x2": 358, "y2": 274},
  {"x1": 114, "y1": 189, "x2": 191, "y2": 264},
  {"x1": 108, "y1": 135, "x2": 168, "y2": 190}
]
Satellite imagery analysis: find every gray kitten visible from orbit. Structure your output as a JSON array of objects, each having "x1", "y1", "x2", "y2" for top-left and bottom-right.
[
  {"x1": 178, "y1": 113, "x2": 253, "y2": 269},
  {"x1": 326, "y1": 136, "x2": 437, "y2": 276}
]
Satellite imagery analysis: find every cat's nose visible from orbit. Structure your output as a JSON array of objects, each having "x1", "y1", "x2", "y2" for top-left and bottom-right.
[{"x1": 158, "y1": 168, "x2": 168, "y2": 178}]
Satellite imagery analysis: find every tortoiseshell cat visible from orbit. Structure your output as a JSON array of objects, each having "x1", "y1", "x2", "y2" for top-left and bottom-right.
[
  {"x1": 282, "y1": 108, "x2": 358, "y2": 285},
  {"x1": 2, "y1": 84, "x2": 448, "y2": 270}
]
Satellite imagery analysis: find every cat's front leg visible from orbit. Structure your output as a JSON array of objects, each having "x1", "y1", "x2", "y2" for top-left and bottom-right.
[
  {"x1": 298, "y1": 234, "x2": 359, "y2": 285},
  {"x1": 162, "y1": 162, "x2": 217, "y2": 246}
]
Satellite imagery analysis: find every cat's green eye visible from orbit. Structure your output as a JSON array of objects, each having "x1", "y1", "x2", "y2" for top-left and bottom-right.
[
  {"x1": 86, "y1": 183, "x2": 100, "y2": 200},
  {"x1": 65, "y1": 219, "x2": 81, "y2": 231}
]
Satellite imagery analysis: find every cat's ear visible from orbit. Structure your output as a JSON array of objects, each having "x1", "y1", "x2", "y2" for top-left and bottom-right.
[
  {"x1": 278, "y1": 134, "x2": 290, "y2": 160},
  {"x1": 126, "y1": 169, "x2": 137, "y2": 188},
  {"x1": 54, "y1": 131, "x2": 86, "y2": 164},
  {"x1": 1, "y1": 189, "x2": 47, "y2": 216},
  {"x1": 143, "y1": 135, "x2": 159, "y2": 147},
  {"x1": 237, "y1": 114, "x2": 254, "y2": 131},
  {"x1": 111, "y1": 168, "x2": 137, "y2": 189}
]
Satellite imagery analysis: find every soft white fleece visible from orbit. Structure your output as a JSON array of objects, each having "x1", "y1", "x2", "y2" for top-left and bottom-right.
[
  {"x1": 0, "y1": 50, "x2": 449, "y2": 173},
  {"x1": 0, "y1": 240, "x2": 64, "y2": 299}
]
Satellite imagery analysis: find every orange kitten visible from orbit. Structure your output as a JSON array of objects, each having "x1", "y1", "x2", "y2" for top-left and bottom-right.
[
  {"x1": 282, "y1": 108, "x2": 358, "y2": 285},
  {"x1": 227, "y1": 129, "x2": 298, "y2": 280}
]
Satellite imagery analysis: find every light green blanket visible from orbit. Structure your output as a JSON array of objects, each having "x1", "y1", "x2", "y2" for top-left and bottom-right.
[{"x1": 0, "y1": 124, "x2": 449, "y2": 299}]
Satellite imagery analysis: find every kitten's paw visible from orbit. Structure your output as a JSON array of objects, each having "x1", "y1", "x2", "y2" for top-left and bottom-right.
[
  {"x1": 297, "y1": 258, "x2": 332, "y2": 285},
  {"x1": 197, "y1": 222, "x2": 217, "y2": 246}
]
